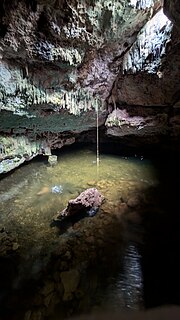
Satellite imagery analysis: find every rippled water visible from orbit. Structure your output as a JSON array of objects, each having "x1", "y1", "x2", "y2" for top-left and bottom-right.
[
  {"x1": 0, "y1": 145, "x2": 159, "y2": 316},
  {"x1": 100, "y1": 243, "x2": 143, "y2": 310}
]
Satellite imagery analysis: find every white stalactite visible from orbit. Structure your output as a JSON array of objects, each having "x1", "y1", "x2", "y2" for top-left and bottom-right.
[{"x1": 123, "y1": 9, "x2": 172, "y2": 74}]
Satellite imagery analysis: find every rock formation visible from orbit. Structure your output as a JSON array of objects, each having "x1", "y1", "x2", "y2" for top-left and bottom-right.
[
  {"x1": 0, "y1": 0, "x2": 180, "y2": 173},
  {"x1": 53, "y1": 188, "x2": 104, "y2": 230}
]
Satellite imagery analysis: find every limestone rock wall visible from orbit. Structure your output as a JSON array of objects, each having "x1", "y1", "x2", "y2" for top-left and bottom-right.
[
  {"x1": 164, "y1": 0, "x2": 180, "y2": 30},
  {"x1": 0, "y1": 134, "x2": 76, "y2": 173},
  {"x1": 106, "y1": 6, "x2": 180, "y2": 140},
  {"x1": 0, "y1": 0, "x2": 180, "y2": 173}
]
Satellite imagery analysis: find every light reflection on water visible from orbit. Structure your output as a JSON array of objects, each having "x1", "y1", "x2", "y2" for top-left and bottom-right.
[
  {"x1": 0, "y1": 148, "x2": 158, "y2": 235},
  {"x1": 105, "y1": 243, "x2": 143, "y2": 310},
  {"x1": 88, "y1": 241, "x2": 143, "y2": 315},
  {"x1": 0, "y1": 147, "x2": 159, "y2": 314}
]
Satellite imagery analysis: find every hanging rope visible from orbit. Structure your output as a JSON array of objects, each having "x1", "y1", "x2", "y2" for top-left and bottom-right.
[{"x1": 96, "y1": 100, "x2": 99, "y2": 178}]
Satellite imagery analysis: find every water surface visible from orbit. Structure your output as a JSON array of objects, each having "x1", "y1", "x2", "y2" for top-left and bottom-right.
[{"x1": 0, "y1": 146, "x2": 159, "y2": 317}]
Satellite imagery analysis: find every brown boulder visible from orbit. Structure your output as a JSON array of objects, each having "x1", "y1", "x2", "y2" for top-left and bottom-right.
[
  {"x1": 52, "y1": 188, "x2": 104, "y2": 230},
  {"x1": 60, "y1": 188, "x2": 105, "y2": 217}
]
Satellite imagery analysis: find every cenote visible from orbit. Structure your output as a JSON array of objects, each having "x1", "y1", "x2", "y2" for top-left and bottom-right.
[
  {"x1": 1, "y1": 0, "x2": 180, "y2": 319},
  {"x1": 0, "y1": 143, "x2": 180, "y2": 320}
]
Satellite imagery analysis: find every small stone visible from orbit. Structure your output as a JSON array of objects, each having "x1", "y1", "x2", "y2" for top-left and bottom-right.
[
  {"x1": 48, "y1": 155, "x2": 58, "y2": 166},
  {"x1": 0, "y1": 225, "x2": 5, "y2": 233},
  {"x1": 87, "y1": 180, "x2": 96, "y2": 186},
  {"x1": 127, "y1": 196, "x2": 139, "y2": 208},
  {"x1": 119, "y1": 202, "x2": 128, "y2": 214},
  {"x1": 12, "y1": 242, "x2": 19, "y2": 251},
  {"x1": 37, "y1": 186, "x2": 49, "y2": 195}
]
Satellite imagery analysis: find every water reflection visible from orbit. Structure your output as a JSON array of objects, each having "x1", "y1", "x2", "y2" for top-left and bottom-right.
[
  {"x1": 91, "y1": 242, "x2": 143, "y2": 314},
  {"x1": 118, "y1": 243, "x2": 143, "y2": 309},
  {"x1": 0, "y1": 146, "x2": 159, "y2": 318}
]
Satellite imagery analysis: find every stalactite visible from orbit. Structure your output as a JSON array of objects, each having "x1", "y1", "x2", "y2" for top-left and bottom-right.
[
  {"x1": 87, "y1": 100, "x2": 91, "y2": 111},
  {"x1": 61, "y1": 95, "x2": 64, "y2": 109},
  {"x1": 69, "y1": 91, "x2": 72, "y2": 109},
  {"x1": 123, "y1": 9, "x2": 172, "y2": 74}
]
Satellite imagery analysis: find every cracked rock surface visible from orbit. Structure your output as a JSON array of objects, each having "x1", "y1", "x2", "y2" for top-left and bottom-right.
[{"x1": 0, "y1": 0, "x2": 180, "y2": 173}]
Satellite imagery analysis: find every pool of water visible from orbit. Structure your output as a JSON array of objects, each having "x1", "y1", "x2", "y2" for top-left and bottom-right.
[
  {"x1": 0, "y1": 146, "x2": 158, "y2": 246},
  {"x1": 0, "y1": 145, "x2": 161, "y2": 318}
]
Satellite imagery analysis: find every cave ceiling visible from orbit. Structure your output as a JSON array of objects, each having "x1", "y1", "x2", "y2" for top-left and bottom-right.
[{"x1": 0, "y1": 0, "x2": 180, "y2": 173}]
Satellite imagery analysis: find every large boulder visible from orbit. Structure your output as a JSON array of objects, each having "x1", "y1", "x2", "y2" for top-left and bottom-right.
[
  {"x1": 59, "y1": 188, "x2": 104, "y2": 218},
  {"x1": 52, "y1": 188, "x2": 105, "y2": 230}
]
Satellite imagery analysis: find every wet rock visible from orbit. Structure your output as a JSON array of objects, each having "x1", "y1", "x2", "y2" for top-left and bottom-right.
[
  {"x1": 60, "y1": 269, "x2": 80, "y2": 301},
  {"x1": 51, "y1": 185, "x2": 63, "y2": 193},
  {"x1": 87, "y1": 180, "x2": 97, "y2": 187},
  {"x1": 0, "y1": 136, "x2": 42, "y2": 174},
  {"x1": 12, "y1": 242, "x2": 19, "y2": 251},
  {"x1": 0, "y1": 228, "x2": 19, "y2": 256},
  {"x1": 87, "y1": 207, "x2": 99, "y2": 217},
  {"x1": 127, "y1": 196, "x2": 140, "y2": 208},
  {"x1": 60, "y1": 188, "x2": 104, "y2": 217},
  {"x1": 52, "y1": 188, "x2": 105, "y2": 230},
  {"x1": 48, "y1": 155, "x2": 57, "y2": 166},
  {"x1": 37, "y1": 186, "x2": 50, "y2": 196},
  {"x1": 97, "y1": 179, "x2": 113, "y2": 190},
  {"x1": 119, "y1": 203, "x2": 129, "y2": 214}
]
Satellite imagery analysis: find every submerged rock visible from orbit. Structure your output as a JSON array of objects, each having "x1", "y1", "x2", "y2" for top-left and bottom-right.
[
  {"x1": 60, "y1": 269, "x2": 80, "y2": 301},
  {"x1": 51, "y1": 185, "x2": 63, "y2": 194},
  {"x1": 37, "y1": 186, "x2": 50, "y2": 195},
  {"x1": 0, "y1": 227, "x2": 19, "y2": 256},
  {"x1": 87, "y1": 207, "x2": 99, "y2": 217},
  {"x1": 48, "y1": 155, "x2": 58, "y2": 166},
  {"x1": 37, "y1": 185, "x2": 63, "y2": 195}
]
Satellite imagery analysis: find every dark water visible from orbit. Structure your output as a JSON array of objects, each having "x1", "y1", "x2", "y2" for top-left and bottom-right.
[
  {"x1": 141, "y1": 152, "x2": 180, "y2": 310},
  {"x1": 0, "y1": 144, "x2": 180, "y2": 319},
  {"x1": 0, "y1": 146, "x2": 158, "y2": 247}
]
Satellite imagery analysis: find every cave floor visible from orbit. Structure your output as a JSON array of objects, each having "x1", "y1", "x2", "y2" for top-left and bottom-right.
[{"x1": 1, "y1": 146, "x2": 179, "y2": 319}]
